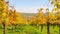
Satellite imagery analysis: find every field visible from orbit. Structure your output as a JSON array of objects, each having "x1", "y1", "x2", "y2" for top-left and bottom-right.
[
  {"x1": 1, "y1": 0, "x2": 60, "y2": 34},
  {"x1": 0, "y1": 24, "x2": 59, "y2": 34}
]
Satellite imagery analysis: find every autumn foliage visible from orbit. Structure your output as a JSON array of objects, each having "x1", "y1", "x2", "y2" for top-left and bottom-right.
[{"x1": 0, "y1": 0, "x2": 60, "y2": 34}]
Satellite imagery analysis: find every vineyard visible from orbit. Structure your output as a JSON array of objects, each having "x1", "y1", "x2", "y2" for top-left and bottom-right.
[{"x1": 0, "y1": 0, "x2": 60, "y2": 34}]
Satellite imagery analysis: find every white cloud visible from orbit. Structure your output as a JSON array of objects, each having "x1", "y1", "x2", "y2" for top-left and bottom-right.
[
  {"x1": 15, "y1": 6, "x2": 52, "y2": 13},
  {"x1": 16, "y1": 7, "x2": 38, "y2": 13}
]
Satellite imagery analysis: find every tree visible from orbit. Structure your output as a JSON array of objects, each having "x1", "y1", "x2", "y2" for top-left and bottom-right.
[
  {"x1": 37, "y1": 8, "x2": 47, "y2": 24},
  {"x1": 36, "y1": 8, "x2": 47, "y2": 32},
  {"x1": 51, "y1": 0, "x2": 60, "y2": 34},
  {"x1": 31, "y1": 8, "x2": 47, "y2": 32},
  {"x1": 51, "y1": 0, "x2": 60, "y2": 9},
  {"x1": 9, "y1": 8, "x2": 28, "y2": 31},
  {"x1": 45, "y1": 8, "x2": 49, "y2": 34},
  {"x1": 9, "y1": 9, "x2": 16, "y2": 32},
  {"x1": 0, "y1": 0, "x2": 9, "y2": 34}
]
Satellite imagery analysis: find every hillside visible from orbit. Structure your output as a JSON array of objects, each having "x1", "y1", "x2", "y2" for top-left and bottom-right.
[{"x1": 21, "y1": 13, "x2": 36, "y2": 16}]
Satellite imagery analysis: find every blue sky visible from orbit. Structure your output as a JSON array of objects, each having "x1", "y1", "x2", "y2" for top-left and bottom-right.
[{"x1": 8, "y1": 0, "x2": 52, "y2": 13}]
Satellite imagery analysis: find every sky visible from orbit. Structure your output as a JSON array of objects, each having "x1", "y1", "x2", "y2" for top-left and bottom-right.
[{"x1": 7, "y1": 0, "x2": 52, "y2": 13}]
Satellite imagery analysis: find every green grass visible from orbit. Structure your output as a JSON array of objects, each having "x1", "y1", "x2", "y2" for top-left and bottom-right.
[{"x1": 0, "y1": 25, "x2": 59, "y2": 34}]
